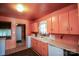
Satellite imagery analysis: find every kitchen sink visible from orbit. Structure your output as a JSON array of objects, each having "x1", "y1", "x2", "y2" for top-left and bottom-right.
[{"x1": 40, "y1": 37, "x2": 49, "y2": 41}]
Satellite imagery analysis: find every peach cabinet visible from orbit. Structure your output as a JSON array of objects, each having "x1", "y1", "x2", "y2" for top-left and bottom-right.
[
  {"x1": 31, "y1": 39, "x2": 37, "y2": 50},
  {"x1": 32, "y1": 22, "x2": 38, "y2": 32},
  {"x1": 31, "y1": 39, "x2": 35, "y2": 50},
  {"x1": 47, "y1": 17, "x2": 52, "y2": 34},
  {"x1": 59, "y1": 11, "x2": 69, "y2": 34},
  {"x1": 51, "y1": 15, "x2": 59, "y2": 33},
  {"x1": 35, "y1": 40, "x2": 39, "y2": 53},
  {"x1": 41, "y1": 42, "x2": 48, "y2": 56},
  {"x1": 69, "y1": 9, "x2": 79, "y2": 34},
  {"x1": 46, "y1": 5, "x2": 79, "y2": 35},
  {"x1": 37, "y1": 41, "x2": 42, "y2": 55},
  {"x1": 32, "y1": 39, "x2": 42, "y2": 55},
  {"x1": 31, "y1": 39, "x2": 48, "y2": 56}
]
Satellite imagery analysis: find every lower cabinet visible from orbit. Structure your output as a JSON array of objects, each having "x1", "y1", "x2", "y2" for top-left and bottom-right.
[
  {"x1": 48, "y1": 45, "x2": 64, "y2": 56},
  {"x1": 32, "y1": 39, "x2": 64, "y2": 56},
  {"x1": 36, "y1": 40, "x2": 48, "y2": 56},
  {"x1": 41, "y1": 42, "x2": 48, "y2": 56},
  {"x1": 31, "y1": 39, "x2": 37, "y2": 51},
  {"x1": 37, "y1": 41, "x2": 42, "y2": 55},
  {"x1": 32, "y1": 39, "x2": 48, "y2": 56}
]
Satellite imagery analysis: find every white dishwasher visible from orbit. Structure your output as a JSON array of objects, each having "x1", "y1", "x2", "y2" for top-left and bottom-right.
[
  {"x1": 48, "y1": 44, "x2": 64, "y2": 56},
  {"x1": 26, "y1": 36, "x2": 32, "y2": 48}
]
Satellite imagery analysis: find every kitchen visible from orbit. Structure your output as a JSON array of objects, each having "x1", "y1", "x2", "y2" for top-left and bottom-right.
[{"x1": 0, "y1": 3, "x2": 79, "y2": 56}]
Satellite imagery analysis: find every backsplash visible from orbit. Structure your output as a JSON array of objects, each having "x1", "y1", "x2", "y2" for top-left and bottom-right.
[{"x1": 55, "y1": 34, "x2": 79, "y2": 45}]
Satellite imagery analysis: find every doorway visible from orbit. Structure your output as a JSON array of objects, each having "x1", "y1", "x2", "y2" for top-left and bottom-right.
[{"x1": 16, "y1": 24, "x2": 26, "y2": 46}]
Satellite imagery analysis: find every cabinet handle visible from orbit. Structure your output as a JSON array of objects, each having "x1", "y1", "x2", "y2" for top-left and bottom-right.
[{"x1": 60, "y1": 35, "x2": 64, "y2": 39}]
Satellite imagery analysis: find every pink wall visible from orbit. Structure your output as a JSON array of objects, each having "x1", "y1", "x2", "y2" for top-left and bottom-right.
[{"x1": 0, "y1": 16, "x2": 30, "y2": 50}]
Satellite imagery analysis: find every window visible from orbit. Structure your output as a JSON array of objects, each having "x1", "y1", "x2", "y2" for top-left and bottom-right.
[
  {"x1": 0, "y1": 29, "x2": 11, "y2": 37},
  {"x1": 39, "y1": 21, "x2": 47, "y2": 34}
]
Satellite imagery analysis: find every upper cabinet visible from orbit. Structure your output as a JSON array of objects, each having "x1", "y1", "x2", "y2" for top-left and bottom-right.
[
  {"x1": 69, "y1": 9, "x2": 79, "y2": 34},
  {"x1": 32, "y1": 22, "x2": 38, "y2": 32},
  {"x1": 51, "y1": 15, "x2": 59, "y2": 34},
  {"x1": 47, "y1": 17, "x2": 52, "y2": 34},
  {"x1": 59, "y1": 11, "x2": 69, "y2": 34},
  {"x1": 47, "y1": 5, "x2": 79, "y2": 35},
  {"x1": 32, "y1": 5, "x2": 79, "y2": 35}
]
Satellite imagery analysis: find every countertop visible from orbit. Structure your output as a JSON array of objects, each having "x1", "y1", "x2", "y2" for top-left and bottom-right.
[
  {"x1": 31, "y1": 36, "x2": 79, "y2": 53},
  {"x1": 0, "y1": 38, "x2": 6, "y2": 40}
]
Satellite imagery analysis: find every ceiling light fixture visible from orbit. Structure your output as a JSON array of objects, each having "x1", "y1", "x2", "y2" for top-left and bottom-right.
[{"x1": 16, "y1": 4, "x2": 24, "y2": 12}]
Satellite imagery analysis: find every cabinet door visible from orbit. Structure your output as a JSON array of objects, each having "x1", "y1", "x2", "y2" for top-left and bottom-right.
[
  {"x1": 41, "y1": 42, "x2": 48, "y2": 56},
  {"x1": 37, "y1": 41, "x2": 43, "y2": 55},
  {"x1": 31, "y1": 39, "x2": 35, "y2": 49},
  {"x1": 32, "y1": 39, "x2": 36, "y2": 50},
  {"x1": 42, "y1": 43, "x2": 48, "y2": 56},
  {"x1": 52, "y1": 15, "x2": 59, "y2": 33},
  {"x1": 47, "y1": 17, "x2": 52, "y2": 34},
  {"x1": 34, "y1": 40, "x2": 38, "y2": 51},
  {"x1": 37, "y1": 41, "x2": 41, "y2": 54},
  {"x1": 35, "y1": 40, "x2": 38, "y2": 52},
  {"x1": 69, "y1": 9, "x2": 79, "y2": 34},
  {"x1": 33, "y1": 22, "x2": 38, "y2": 32},
  {"x1": 59, "y1": 12, "x2": 69, "y2": 34}
]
